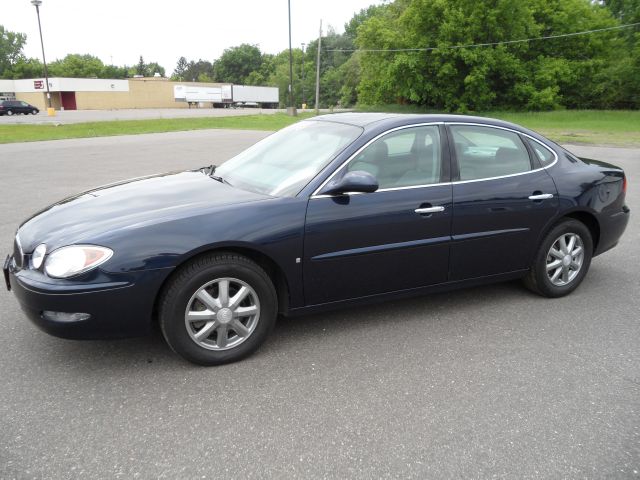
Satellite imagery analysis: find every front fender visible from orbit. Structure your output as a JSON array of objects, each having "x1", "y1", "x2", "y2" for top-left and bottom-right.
[{"x1": 97, "y1": 196, "x2": 308, "y2": 308}]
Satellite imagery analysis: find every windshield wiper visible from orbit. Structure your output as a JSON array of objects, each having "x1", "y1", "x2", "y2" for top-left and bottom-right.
[{"x1": 203, "y1": 164, "x2": 233, "y2": 186}]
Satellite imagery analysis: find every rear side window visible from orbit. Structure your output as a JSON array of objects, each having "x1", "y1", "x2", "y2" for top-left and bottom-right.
[
  {"x1": 527, "y1": 139, "x2": 555, "y2": 167},
  {"x1": 450, "y1": 125, "x2": 532, "y2": 181}
]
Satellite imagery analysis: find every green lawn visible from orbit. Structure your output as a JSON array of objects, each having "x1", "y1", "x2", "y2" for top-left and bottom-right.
[
  {"x1": 0, "y1": 112, "x2": 317, "y2": 144},
  {"x1": 0, "y1": 109, "x2": 638, "y2": 146},
  {"x1": 486, "y1": 110, "x2": 640, "y2": 146},
  {"x1": 357, "y1": 106, "x2": 640, "y2": 146}
]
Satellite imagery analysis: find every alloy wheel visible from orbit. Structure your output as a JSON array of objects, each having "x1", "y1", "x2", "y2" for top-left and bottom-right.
[
  {"x1": 546, "y1": 233, "x2": 584, "y2": 286},
  {"x1": 184, "y1": 277, "x2": 260, "y2": 351}
]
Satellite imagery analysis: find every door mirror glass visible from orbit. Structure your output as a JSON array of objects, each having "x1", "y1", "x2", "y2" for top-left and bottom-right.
[{"x1": 320, "y1": 170, "x2": 379, "y2": 195}]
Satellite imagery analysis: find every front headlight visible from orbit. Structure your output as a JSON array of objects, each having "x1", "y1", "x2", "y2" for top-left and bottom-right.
[{"x1": 44, "y1": 245, "x2": 113, "y2": 278}]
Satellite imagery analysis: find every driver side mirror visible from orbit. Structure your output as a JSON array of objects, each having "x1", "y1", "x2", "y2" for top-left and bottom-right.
[{"x1": 320, "y1": 170, "x2": 379, "y2": 196}]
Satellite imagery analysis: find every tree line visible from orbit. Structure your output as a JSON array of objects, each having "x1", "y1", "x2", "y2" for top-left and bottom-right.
[
  {"x1": 1, "y1": 0, "x2": 638, "y2": 110},
  {"x1": 0, "y1": 30, "x2": 166, "y2": 81}
]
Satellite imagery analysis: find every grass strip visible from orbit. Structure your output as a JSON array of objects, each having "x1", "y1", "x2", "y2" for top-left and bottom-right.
[
  {"x1": 0, "y1": 110, "x2": 638, "y2": 147},
  {"x1": 356, "y1": 107, "x2": 640, "y2": 146},
  {"x1": 0, "y1": 112, "x2": 317, "y2": 144}
]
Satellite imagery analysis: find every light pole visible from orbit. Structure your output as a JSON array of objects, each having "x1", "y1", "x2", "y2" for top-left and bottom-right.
[
  {"x1": 31, "y1": 0, "x2": 54, "y2": 115},
  {"x1": 286, "y1": 0, "x2": 296, "y2": 116},
  {"x1": 300, "y1": 43, "x2": 305, "y2": 109}
]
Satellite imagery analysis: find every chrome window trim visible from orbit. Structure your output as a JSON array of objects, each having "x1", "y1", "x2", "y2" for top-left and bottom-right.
[
  {"x1": 310, "y1": 122, "x2": 444, "y2": 198},
  {"x1": 309, "y1": 121, "x2": 559, "y2": 199}
]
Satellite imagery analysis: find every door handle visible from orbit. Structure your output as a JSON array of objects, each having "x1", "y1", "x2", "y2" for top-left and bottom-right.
[
  {"x1": 414, "y1": 206, "x2": 445, "y2": 214},
  {"x1": 528, "y1": 193, "x2": 553, "y2": 201}
]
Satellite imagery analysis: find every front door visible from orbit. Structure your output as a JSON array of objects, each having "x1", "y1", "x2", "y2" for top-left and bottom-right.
[
  {"x1": 447, "y1": 123, "x2": 559, "y2": 281},
  {"x1": 304, "y1": 124, "x2": 453, "y2": 305}
]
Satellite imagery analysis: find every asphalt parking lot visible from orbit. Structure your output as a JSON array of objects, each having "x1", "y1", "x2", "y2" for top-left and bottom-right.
[
  {"x1": 0, "y1": 107, "x2": 281, "y2": 125},
  {"x1": 0, "y1": 131, "x2": 638, "y2": 478},
  {"x1": 0, "y1": 107, "x2": 336, "y2": 125}
]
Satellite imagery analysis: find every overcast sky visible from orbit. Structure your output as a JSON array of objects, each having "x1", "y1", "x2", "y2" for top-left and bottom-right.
[{"x1": 4, "y1": 0, "x2": 380, "y2": 74}]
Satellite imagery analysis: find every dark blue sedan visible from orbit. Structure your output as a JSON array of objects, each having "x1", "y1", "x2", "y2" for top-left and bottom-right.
[{"x1": 4, "y1": 113, "x2": 630, "y2": 365}]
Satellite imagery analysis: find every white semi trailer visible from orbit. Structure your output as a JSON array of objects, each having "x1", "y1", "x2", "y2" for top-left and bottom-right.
[{"x1": 173, "y1": 84, "x2": 279, "y2": 108}]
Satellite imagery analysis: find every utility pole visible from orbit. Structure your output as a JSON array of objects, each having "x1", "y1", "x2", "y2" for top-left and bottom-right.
[
  {"x1": 31, "y1": 0, "x2": 54, "y2": 115},
  {"x1": 300, "y1": 43, "x2": 305, "y2": 108},
  {"x1": 287, "y1": 0, "x2": 297, "y2": 116},
  {"x1": 315, "y1": 19, "x2": 322, "y2": 113}
]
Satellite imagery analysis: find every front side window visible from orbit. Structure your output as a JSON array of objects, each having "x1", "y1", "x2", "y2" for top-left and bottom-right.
[
  {"x1": 347, "y1": 125, "x2": 442, "y2": 189},
  {"x1": 450, "y1": 125, "x2": 532, "y2": 181},
  {"x1": 216, "y1": 120, "x2": 362, "y2": 197}
]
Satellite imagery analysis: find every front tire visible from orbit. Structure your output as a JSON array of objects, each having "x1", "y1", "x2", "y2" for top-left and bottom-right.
[
  {"x1": 524, "y1": 219, "x2": 593, "y2": 298},
  {"x1": 32, "y1": 109, "x2": 38, "y2": 115},
  {"x1": 159, "y1": 252, "x2": 277, "y2": 365}
]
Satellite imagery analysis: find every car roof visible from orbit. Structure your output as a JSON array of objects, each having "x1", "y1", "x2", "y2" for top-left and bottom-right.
[
  {"x1": 310, "y1": 112, "x2": 530, "y2": 133},
  {"x1": 310, "y1": 112, "x2": 402, "y2": 127}
]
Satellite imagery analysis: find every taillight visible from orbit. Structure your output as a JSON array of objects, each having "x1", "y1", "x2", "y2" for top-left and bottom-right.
[{"x1": 623, "y1": 175, "x2": 627, "y2": 194}]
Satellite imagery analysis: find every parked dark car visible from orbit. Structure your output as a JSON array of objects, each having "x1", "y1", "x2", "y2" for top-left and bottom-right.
[
  {"x1": 0, "y1": 100, "x2": 39, "y2": 116},
  {"x1": 4, "y1": 113, "x2": 630, "y2": 365}
]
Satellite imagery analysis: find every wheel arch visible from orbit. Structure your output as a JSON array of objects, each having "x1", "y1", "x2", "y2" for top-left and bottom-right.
[
  {"x1": 152, "y1": 245, "x2": 292, "y2": 324},
  {"x1": 561, "y1": 210, "x2": 600, "y2": 252},
  {"x1": 538, "y1": 209, "x2": 600, "y2": 253}
]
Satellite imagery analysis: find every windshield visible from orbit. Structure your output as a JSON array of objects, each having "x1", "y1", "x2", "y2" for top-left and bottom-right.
[{"x1": 215, "y1": 120, "x2": 363, "y2": 197}]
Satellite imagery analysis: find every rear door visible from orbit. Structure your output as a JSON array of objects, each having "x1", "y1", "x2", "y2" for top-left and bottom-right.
[
  {"x1": 447, "y1": 123, "x2": 559, "y2": 281},
  {"x1": 303, "y1": 124, "x2": 453, "y2": 305}
]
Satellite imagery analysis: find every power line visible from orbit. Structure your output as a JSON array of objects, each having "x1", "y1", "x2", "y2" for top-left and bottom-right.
[{"x1": 324, "y1": 22, "x2": 640, "y2": 53}]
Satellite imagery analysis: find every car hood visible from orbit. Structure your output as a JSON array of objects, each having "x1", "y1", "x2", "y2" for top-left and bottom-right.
[{"x1": 17, "y1": 170, "x2": 270, "y2": 252}]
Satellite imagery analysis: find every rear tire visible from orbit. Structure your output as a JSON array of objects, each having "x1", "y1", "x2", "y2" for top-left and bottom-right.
[
  {"x1": 524, "y1": 219, "x2": 593, "y2": 298},
  {"x1": 159, "y1": 252, "x2": 277, "y2": 365},
  {"x1": 6, "y1": 110, "x2": 13, "y2": 116}
]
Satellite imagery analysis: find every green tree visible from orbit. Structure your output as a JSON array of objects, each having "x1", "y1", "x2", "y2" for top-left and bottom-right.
[
  {"x1": 344, "y1": 4, "x2": 389, "y2": 40},
  {"x1": 146, "y1": 62, "x2": 165, "y2": 77},
  {"x1": 602, "y1": 0, "x2": 640, "y2": 24},
  {"x1": 355, "y1": 0, "x2": 620, "y2": 111},
  {"x1": 0, "y1": 25, "x2": 27, "y2": 78},
  {"x1": 49, "y1": 54, "x2": 105, "y2": 78},
  {"x1": 172, "y1": 56, "x2": 189, "y2": 80},
  {"x1": 182, "y1": 60, "x2": 215, "y2": 82},
  {"x1": 3, "y1": 57, "x2": 42, "y2": 79},
  {"x1": 100, "y1": 64, "x2": 129, "y2": 79},
  {"x1": 213, "y1": 44, "x2": 262, "y2": 84},
  {"x1": 302, "y1": 27, "x2": 357, "y2": 107},
  {"x1": 600, "y1": 0, "x2": 640, "y2": 107},
  {"x1": 136, "y1": 55, "x2": 146, "y2": 76}
]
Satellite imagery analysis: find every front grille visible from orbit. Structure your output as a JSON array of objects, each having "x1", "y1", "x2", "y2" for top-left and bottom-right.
[{"x1": 13, "y1": 236, "x2": 24, "y2": 269}]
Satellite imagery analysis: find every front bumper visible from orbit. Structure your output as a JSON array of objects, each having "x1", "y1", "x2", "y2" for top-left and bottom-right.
[{"x1": 4, "y1": 257, "x2": 172, "y2": 339}]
